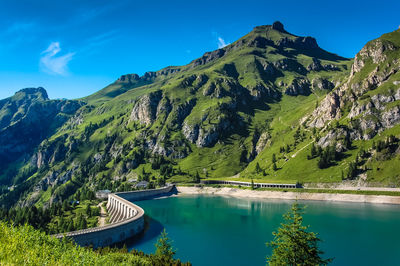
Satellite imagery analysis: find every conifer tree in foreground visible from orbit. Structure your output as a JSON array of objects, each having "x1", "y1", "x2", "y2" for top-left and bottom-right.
[
  {"x1": 155, "y1": 229, "x2": 176, "y2": 260},
  {"x1": 266, "y1": 202, "x2": 332, "y2": 265}
]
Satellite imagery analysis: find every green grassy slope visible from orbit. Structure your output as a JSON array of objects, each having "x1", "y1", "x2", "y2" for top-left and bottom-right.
[
  {"x1": 0, "y1": 221, "x2": 189, "y2": 265},
  {"x1": 0, "y1": 221, "x2": 151, "y2": 265},
  {"x1": 3, "y1": 24, "x2": 400, "y2": 210}
]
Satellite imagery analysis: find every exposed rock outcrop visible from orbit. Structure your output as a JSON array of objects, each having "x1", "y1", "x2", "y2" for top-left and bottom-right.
[
  {"x1": 130, "y1": 91, "x2": 162, "y2": 125},
  {"x1": 257, "y1": 60, "x2": 278, "y2": 78},
  {"x1": 247, "y1": 36, "x2": 274, "y2": 48},
  {"x1": 182, "y1": 114, "x2": 233, "y2": 148},
  {"x1": 351, "y1": 39, "x2": 396, "y2": 75},
  {"x1": 312, "y1": 78, "x2": 335, "y2": 90},
  {"x1": 249, "y1": 83, "x2": 278, "y2": 100},
  {"x1": 276, "y1": 36, "x2": 319, "y2": 50},
  {"x1": 255, "y1": 132, "x2": 270, "y2": 155},
  {"x1": 155, "y1": 97, "x2": 172, "y2": 123},
  {"x1": 35, "y1": 164, "x2": 79, "y2": 193},
  {"x1": 191, "y1": 49, "x2": 226, "y2": 67},
  {"x1": 196, "y1": 121, "x2": 229, "y2": 147},
  {"x1": 307, "y1": 58, "x2": 340, "y2": 72},
  {"x1": 169, "y1": 99, "x2": 197, "y2": 127},
  {"x1": 306, "y1": 92, "x2": 340, "y2": 128},
  {"x1": 117, "y1": 68, "x2": 180, "y2": 84},
  {"x1": 182, "y1": 122, "x2": 200, "y2": 143},
  {"x1": 285, "y1": 78, "x2": 310, "y2": 96},
  {"x1": 273, "y1": 58, "x2": 307, "y2": 74},
  {"x1": 317, "y1": 127, "x2": 349, "y2": 152},
  {"x1": 117, "y1": 73, "x2": 140, "y2": 83}
]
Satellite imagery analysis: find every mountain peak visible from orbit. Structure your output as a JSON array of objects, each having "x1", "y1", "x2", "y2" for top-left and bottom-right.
[
  {"x1": 17, "y1": 87, "x2": 49, "y2": 100},
  {"x1": 272, "y1": 21, "x2": 285, "y2": 32}
]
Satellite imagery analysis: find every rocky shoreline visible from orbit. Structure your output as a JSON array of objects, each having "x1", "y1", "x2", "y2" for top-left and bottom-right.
[{"x1": 176, "y1": 186, "x2": 400, "y2": 205}]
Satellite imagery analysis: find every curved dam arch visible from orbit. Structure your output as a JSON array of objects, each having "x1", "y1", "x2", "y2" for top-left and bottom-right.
[{"x1": 53, "y1": 185, "x2": 174, "y2": 248}]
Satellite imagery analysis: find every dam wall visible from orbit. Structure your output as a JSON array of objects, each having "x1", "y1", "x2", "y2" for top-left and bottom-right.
[{"x1": 53, "y1": 184, "x2": 174, "y2": 248}]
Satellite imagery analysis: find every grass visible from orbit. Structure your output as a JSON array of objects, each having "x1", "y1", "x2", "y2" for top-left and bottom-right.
[{"x1": 0, "y1": 221, "x2": 152, "y2": 265}]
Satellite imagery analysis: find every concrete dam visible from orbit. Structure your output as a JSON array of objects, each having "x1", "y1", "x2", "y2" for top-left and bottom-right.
[{"x1": 54, "y1": 185, "x2": 174, "y2": 248}]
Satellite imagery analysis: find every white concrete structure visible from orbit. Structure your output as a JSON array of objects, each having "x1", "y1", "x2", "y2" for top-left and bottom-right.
[{"x1": 53, "y1": 185, "x2": 174, "y2": 248}]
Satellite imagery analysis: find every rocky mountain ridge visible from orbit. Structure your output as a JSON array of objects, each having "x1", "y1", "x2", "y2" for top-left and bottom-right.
[
  {"x1": 0, "y1": 88, "x2": 84, "y2": 175},
  {"x1": 1, "y1": 23, "x2": 400, "y2": 208}
]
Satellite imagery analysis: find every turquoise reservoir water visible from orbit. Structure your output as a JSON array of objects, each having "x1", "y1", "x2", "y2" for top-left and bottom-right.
[{"x1": 127, "y1": 195, "x2": 400, "y2": 265}]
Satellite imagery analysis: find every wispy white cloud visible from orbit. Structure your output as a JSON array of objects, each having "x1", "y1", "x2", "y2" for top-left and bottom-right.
[
  {"x1": 217, "y1": 37, "x2": 229, "y2": 48},
  {"x1": 40, "y1": 42, "x2": 75, "y2": 75},
  {"x1": 212, "y1": 31, "x2": 230, "y2": 48}
]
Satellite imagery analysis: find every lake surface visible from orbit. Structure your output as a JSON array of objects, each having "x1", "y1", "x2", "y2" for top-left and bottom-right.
[{"x1": 127, "y1": 195, "x2": 400, "y2": 265}]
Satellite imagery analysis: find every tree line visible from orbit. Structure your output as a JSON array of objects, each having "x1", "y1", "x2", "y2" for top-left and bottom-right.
[{"x1": 0, "y1": 200, "x2": 100, "y2": 234}]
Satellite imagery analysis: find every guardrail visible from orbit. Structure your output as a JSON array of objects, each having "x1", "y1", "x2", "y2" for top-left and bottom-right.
[{"x1": 201, "y1": 180, "x2": 300, "y2": 188}]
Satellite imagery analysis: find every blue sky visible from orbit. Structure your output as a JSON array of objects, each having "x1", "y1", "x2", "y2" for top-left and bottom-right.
[{"x1": 0, "y1": 0, "x2": 399, "y2": 100}]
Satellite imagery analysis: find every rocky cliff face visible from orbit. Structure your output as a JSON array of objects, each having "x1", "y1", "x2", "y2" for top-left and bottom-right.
[
  {"x1": 130, "y1": 91, "x2": 163, "y2": 125},
  {"x1": 304, "y1": 29, "x2": 400, "y2": 144},
  {"x1": 285, "y1": 78, "x2": 311, "y2": 96},
  {"x1": 117, "y1": 67, "x2": 181, "y2": 84},
  {"x1": 301, "y1": 30, "x2": 400, "y2": 163},
  {"x1": 0, "y1": 88, "x2": 84, "y2": 180}
]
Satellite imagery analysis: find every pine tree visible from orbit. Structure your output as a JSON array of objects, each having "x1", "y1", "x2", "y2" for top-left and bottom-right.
[
  {"x1": 310, "y1": 143, "x2": 317, "y2": 158},
  {"x1": 255, "y1": 162, "x2": 262, "y2": 174},
  {"x1": 194, "y1": 171, "x2": 200, "y2": 183},
  {"x1": 272, "y1": 154, "x2": 277, "y2": 164},
  {"x1": 266, "y1": 202, "x2": 332, "y2": 265},
  {"x1": 67, "y1": 221, "x2": 75, "y2": 232},
  {"x1": 359, "y1": 146, "x2": 366, "y2": 158},
  {"x1": 272, "y1": 162, "x2": 277, "y2": 171},
  {"x1": 62, "y1": 201, "x2": 70, "y2": 212},
  {"x1": 142, "y1": 167, "x2": 146, "y2": 176},
  {"x1": 263, "y1": 169, "x2": 267, "y2": 176},
  {"x1": 79, "y1": 215, "x2": 87, "y2": 229},
  {"x1": 58, "y1": 215, "x2": 65, "y2": 231},
  {"x1": 155, "y1": 229, "x2": 176, "y2": 260},
  {"x1": 346, "y1": 162, "x2": 357, "y2": 179},
  {"x1": 85, "y1": 205, "x2": 92, "y2": 217}
]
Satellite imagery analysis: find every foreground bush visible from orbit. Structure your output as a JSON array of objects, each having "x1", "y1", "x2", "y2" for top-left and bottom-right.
[{"x1": 0, "y1": 222, "x2": 190, "y2": 265}]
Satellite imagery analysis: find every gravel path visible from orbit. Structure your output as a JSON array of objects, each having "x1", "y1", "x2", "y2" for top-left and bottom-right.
[{"x1": 97, "y1": 202, "x2": 107, "y2": 227}]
